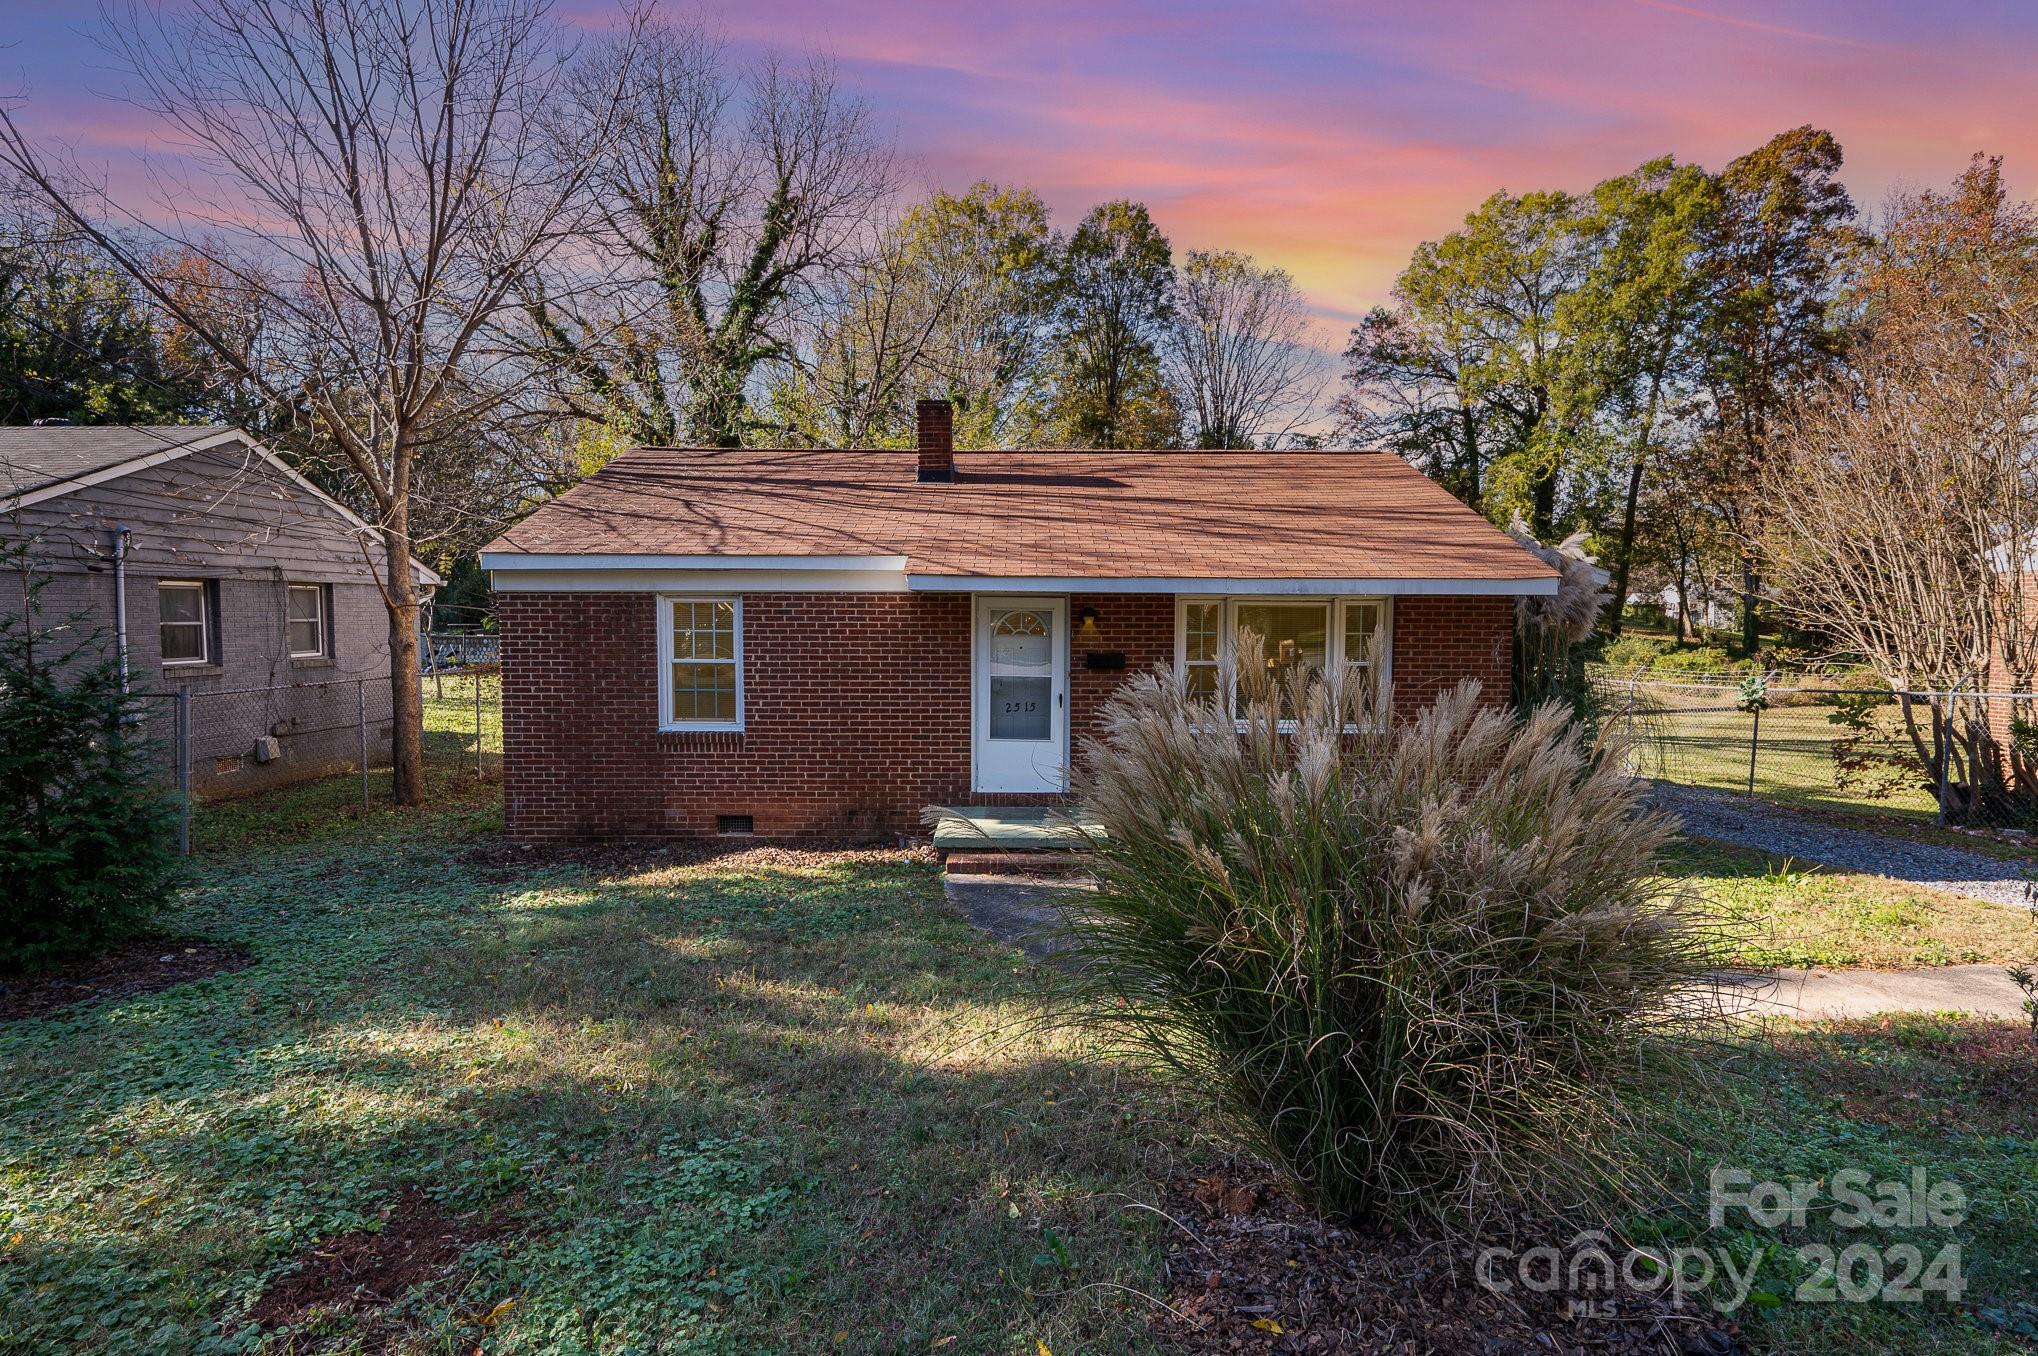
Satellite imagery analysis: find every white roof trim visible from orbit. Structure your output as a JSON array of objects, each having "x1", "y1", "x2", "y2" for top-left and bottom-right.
[
  {"x1": 9, "y1": 427, "x2": 443, "y2": 588},
  {"x1": 480, "y1": 552, "x2": 908, "y2": 572},
  {"x1": 906, "y1": 574, "x2": 1559, "y2": 597}
]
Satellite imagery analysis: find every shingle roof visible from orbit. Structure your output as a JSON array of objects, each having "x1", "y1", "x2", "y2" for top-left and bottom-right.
[
  {"x1": 0, "y1": 424, "x2": 237, "y2": 498},
  {"x1": 484, "y1": 447, "x2": 1556, "y2": 585}
]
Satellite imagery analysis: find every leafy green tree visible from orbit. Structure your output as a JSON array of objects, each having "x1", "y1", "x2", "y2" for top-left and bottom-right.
[
  {"x1": 767, "y1": 182, "x2": 1060, "y2": 449},
  {"x1": 0, "y1": 217, "x2": 202, "y2": 425},
  {"x1": 1048, "y1": 201, "x2": 1178, "y2": 448},
  {"x1": 1337, "y1": 190, "x2": 1589, "y2": 536},
  {"x1": 1556, "y1": 158, "x2": 1720, "y2": 633},
  {"x1": 1692, "y1": 126, "x2": 1858, "y2": 653},
  {"x1": 896, "y1": 182, "x2": 1060, "y2": 445},
  {"x1": 0, "y1": 536, "x2": 180, "y2": 968}
]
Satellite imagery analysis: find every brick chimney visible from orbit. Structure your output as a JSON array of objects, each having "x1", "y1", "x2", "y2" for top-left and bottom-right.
[{"x1": 916, "y1": 399, "x2": 954, "y2": 482}]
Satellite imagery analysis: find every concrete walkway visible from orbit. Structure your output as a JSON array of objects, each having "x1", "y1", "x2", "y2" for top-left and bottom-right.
[
  {"x1": 1721, "y1": 964, "x2": 2028, "y2": 1020},
  {"x1": 1653, "y1": 782, "x2": 2038, "y2": 911},
  {"x1": 944, "y1": 873, "x2": 2030, "y2": 1020},
  {"x1": 941, "y1": 873, "x2": 1093, "y2": 959}
]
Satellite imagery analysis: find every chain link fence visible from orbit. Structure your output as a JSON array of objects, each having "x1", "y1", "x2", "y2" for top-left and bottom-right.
[
  {"x1": 1592, "y1": 671, "x2": 2038, "y2": 831},
  {"x1": 136, "y1": 664, "x2": 500, "y2": 853}
]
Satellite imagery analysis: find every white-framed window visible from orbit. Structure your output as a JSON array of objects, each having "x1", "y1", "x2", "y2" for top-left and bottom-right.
[
  {"x1": 1176, "y1": 595, "x2": 1393, "y2": 724},
  {"x1": 658, "y1": 596, "x2": 743, "y2": 731},
  {"x1": 158, "y1": 580, "x2": 213, "y2": 666},
  {"x1": 286, "y1": 583, "x2": 329, "y2": 658}
]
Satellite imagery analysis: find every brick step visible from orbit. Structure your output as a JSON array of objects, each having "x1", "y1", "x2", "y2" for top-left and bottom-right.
[{"x1": 941, "y1": 850, "x2": 1092, "y2": 877}]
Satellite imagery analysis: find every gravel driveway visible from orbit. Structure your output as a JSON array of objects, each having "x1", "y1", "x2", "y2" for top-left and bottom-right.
[{"x1": 1651, "y1": 781, "x2": 2038, "y2": 911}]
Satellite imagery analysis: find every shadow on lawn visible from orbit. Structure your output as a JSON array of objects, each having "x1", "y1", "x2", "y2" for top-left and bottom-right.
[{"x1": 1, "y1": 842, "x2": 1182, "y2": 1354}]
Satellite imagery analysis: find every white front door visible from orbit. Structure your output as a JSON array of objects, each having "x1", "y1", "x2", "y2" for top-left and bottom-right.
[{"x1": 973, "y1": 595, "x2": 1069, "y2": 793}]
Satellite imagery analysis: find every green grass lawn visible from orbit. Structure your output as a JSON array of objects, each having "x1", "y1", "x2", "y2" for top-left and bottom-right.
[
  {"x1": 1662, "y1": 838, "x2": 2038, "y2": 969},
  {"x1": 0, "y1": 802, "x2": 1180, "y2": 1353},
  {"x1": 1611, "y1": 687, "x2": 1950, "y2": 824},
  {"x1": 3, "y1": 778, "x2": 2035, "y2": 1352},
  {"x1": 1640, "y1": 1016, "x2": 2038, "y2": 1355}
]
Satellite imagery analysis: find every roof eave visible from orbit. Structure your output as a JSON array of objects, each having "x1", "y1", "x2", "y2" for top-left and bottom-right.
[{"x1": 904, "y1": 574, "x2": 1559, "y2": 596}]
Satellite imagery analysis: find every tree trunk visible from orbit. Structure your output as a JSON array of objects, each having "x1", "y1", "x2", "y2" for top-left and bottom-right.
[
  {"x1": 1606, "y1": 384, "x2": 1660, "y2": 639},
  {"x1": 1530, "y1": 468, "x2": 1557, "y2": 542},
  {"x1": 1458, "y1": 400, "x2": 1481, "y2": 510},
  {"x1": 1674, "y1": 555, "x2": 1692, "y2": 644},
  {"x1": 1739, "y1": 552, "x2": 1760, "y2": 656},
  {"x1": 1607, "y1": 458, "x2": 1645, "y2": 637},
  {"x1": 382, "y1": 505, "x2": 426, "y2": 807}
]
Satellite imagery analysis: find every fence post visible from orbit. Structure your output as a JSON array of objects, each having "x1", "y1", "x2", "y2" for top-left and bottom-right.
[
  {"x1": 174, "y1": 688, "x2": 191, "y2": 856},
  {"x1": 1746, "y1": 704, "x2": 1761, "y2": 796},
  {"x1": 358, "y1": 679, "x2": 370, "y2": 810},
  {"x1": 475, "y1": 669, "x2": 484, "y2": 778},
  {"x1": 1936, "y1": 693, "x2": 1951, "y2": 827}
]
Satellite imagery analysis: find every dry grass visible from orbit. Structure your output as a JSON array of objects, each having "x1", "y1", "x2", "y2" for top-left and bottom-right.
[{"x1": 1066, "y1": 662, "x2": 1728, "y2": 1229}]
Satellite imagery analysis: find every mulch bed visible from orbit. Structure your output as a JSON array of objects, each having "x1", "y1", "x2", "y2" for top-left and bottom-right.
[
  {"x1": 244, "y1": 1188, "x2": 524, "y2": 1348},
  {"x1": 0, "y1": 938, "x2": 252, "y2": 1022},
  {"x1": 1151, "y1": 1162, "x2": 1740, "y2": 1356}
]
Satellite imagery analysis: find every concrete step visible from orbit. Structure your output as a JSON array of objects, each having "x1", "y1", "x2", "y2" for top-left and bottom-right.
[
  {"x1": 941, "y1": 850, "x2": 1093, "y2": 877},
  {"x1": 929, "y1": 807, "x2": 1103, "y2": 853}
]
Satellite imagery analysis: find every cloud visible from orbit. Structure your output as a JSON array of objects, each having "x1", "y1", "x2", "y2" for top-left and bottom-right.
[{"x1": 14, "y1": 0, "x2": 2038, "y2": 333}]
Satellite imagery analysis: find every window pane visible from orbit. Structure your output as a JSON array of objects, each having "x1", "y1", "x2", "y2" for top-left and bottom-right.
[
  {"x1": 988, "y1": 676, "x2": 1050, "y2": 740},
  {"x1": 1184, "y1": 601, "x2": 1219, "y2": 663},
  {"x1": 991, "y1": 609, "x2": 1051, "y2": 667},
  {"x1": 1236, "y1": 603, "x2": 1328, "y2": 680},
  {"x1": 1344, "y1": 603, "x2": 1380, "y2": 669},
  {"x1": 159, "y1": 584, "x2": 202, "y2": 625},
  {"x1": 670, "y1": 662, "x2": 736, "y2": 723},
  {"x1": 161, "y1": 622, "x2": 206, "y2": 662},
  {"x1": 673, "y1": 600, "x2": 735, "y2": 660},
  {"x1": 287, "y1": 586, "x2": 321, "y2": 624},
  {"x1": 1184, "y1": 663, "x2": 1218, "y2": 702},
  {"x1": 288, "y1": 619, "x2": 321, "y2": 655}
]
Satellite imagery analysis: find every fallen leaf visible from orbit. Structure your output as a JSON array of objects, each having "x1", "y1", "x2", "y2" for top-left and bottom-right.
[
  {"x1": 465, "y1": 1297, "x2": 516, "y2": 1328},
  {"x1": 1251, "y1": 1317, "x2": 1285, "y2": 1335}
]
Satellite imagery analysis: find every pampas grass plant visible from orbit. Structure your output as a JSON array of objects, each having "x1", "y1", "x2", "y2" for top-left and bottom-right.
[{"x1": 1065, "y1": 646, "x2": 1723, "y2": 1229}]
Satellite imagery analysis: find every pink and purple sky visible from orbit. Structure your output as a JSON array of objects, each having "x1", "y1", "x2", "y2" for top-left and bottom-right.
[{"x1": 8, "y1": 0, "x2": 2038, "y2": 340}]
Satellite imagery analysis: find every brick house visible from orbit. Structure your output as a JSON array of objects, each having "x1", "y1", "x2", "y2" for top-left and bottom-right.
[
  {"x1": 481, "y1": 401, "x2": 1557, "y2": 840},
  {"x1": 1, "y1": 424, "x2": 440, "y2": 796}
]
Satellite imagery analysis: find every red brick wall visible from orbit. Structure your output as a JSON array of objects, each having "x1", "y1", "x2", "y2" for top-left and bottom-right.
[
  {"x1": 499, "y1": 589, "x2": 1514, "y2": 840},
  {"x1": 1390, "y1": 595, "x2": 1515, "y2": 719}
]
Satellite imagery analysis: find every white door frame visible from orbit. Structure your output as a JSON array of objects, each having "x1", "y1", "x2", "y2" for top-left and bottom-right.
[{"x1": 970, "y1": 593, "x2": 1070, "y2": 794}]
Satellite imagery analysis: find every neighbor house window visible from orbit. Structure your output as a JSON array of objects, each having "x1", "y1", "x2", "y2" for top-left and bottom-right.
[
  {"x1": 158, "y1": 580, "x2": 214, "y2": 666},
  {"x1": 658, "y1": 596, "x2": 742, "y2": 730},
  {"x1": 287, "y1": 583, "x2": 330, "y2": 658},
  {"x1": 1175, "y1": 596, "x2": 1392, "y2": 723}
]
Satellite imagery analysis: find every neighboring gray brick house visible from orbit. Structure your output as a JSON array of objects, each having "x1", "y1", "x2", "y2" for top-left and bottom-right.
[{"x1": 1, "y1": 424, "x2": 440, "y2": 796}]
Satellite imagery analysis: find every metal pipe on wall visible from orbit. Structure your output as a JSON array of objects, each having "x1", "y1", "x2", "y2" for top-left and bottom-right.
[{"x1": 111, "y1": 525, "x2": 131, "y2": 693}]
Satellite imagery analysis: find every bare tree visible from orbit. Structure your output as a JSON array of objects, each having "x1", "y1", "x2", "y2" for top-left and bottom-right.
[
  {"x1": 1762, "y1": 159, "x2": 2038, "y2": 813},
  {"x1": 1165, "y1": 250, "x2": 1324, "y2": 447},
  {"x1": 520, "y1": 20, "x2": 896, "y2": 448},
  {"x1": 0, "y1": 0, "x2": 639, "y2": 802}
]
